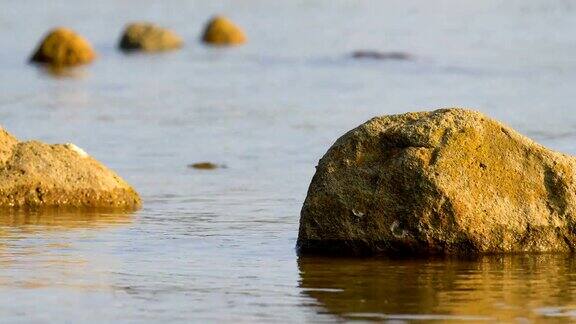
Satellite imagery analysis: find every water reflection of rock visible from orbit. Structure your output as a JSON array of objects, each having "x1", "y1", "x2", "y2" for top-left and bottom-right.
[
  {"x1": 35, "y1": 65, "x2": 90, "y2": 79},
  {"x1": 0, "y1": 209, "x2": 135, "y2": 289},
  {"x1": 298, "y1": 255, "x2": 576, "y2": 322},
  {"x1": 0, "y1": 208, "x2": 134, "y2": 231}
]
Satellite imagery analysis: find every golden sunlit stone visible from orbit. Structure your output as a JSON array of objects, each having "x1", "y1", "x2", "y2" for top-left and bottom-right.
[
  {"x1": 0, "y1": 127, "x2": 141, "y2": 209},
  {"x1": 298, "y1": 108, "x2": 576, "y2": 256},
  {"x1": 201, "y1": 16, "x2": 247, "y2": 46},
  {"x1": 30, "y1": 27, "x2": 96, "y2": 67},
  {"x1": 119, "y1": 22, "x2": 183, "y2": 52}
]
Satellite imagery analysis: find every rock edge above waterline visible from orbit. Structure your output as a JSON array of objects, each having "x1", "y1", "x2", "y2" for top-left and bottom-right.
[
  {"x1": 0, "y1": 128, "x2": 141, "y2": 209},
  {"x1": 297, "y1": 108, "x2": 576, "y2": 256}
]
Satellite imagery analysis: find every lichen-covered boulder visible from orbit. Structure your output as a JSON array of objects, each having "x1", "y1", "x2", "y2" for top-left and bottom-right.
[
  {"x1": 201, "y1": 16, "x2": 246, "y2": 46},
  {"x1": 119, "y1": 22, "x2": 183, "y2": 52},
  {"x1": 297, "y1": 108, "x2": 576, "y2": 256},
  {"x1": 0, "y1": 128, "x2": 141, "y2": 209},
  {"x1": 30, "y1": 27, "x2": 96, "y2": 66}
]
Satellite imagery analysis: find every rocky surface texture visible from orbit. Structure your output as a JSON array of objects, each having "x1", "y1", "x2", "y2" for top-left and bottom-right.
[
  {"x1": 30, "y1": 27, "x2": 96, "y2": 66},
  {"x1": 119, "y1": 23, "x2": 183, "y2": 52},
  {"x1": 0, "y1": 128, "x2": 141, "y2": 209},
  {"x1": 297, "y1": 108, "x2": 576, "y2": 256}
]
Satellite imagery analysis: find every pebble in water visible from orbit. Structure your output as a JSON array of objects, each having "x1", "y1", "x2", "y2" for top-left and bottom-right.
[
  {"x1": 351, "y1": 50, "x2": 412, "y2": 61},
  {"x1": 188, "y1": 162, "x2": 226, "y2": 170}
]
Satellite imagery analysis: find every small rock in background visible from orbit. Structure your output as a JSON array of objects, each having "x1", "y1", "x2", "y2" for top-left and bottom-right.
[
  {"x1": 119, "y1": 22, "x2": 183, "y2": 52},
  {"x1": 298, "y1": 108, "x2": 576, "y2": 256},
  {"x1": 39, "y1": 65, "x2": 89, "y2": 78},
  {"x1": 30, "y1": 27, "x2": 96, "y2": 67},
  {"x1": 188, "y1": 162, "x2": 226, "y2": 170},
  {"x1": 351, "y1": 50, "x2": 412, "y2": 61},
  {"x1": 0, "y1": 127, "x2": 141, "y2": 209},
  {"x1": 201, "y1": 15, "x2": 247, "y2": 46}
]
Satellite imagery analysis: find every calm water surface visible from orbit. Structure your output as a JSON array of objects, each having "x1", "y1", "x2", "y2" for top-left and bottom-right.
[{"x1": 1, "y1": 0, "x2": 576, "y2": 322}]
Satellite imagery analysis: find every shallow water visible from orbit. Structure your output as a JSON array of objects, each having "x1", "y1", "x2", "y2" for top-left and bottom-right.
[{"x1": 1, "y1": 0, "x2": 576, "y2": 322}]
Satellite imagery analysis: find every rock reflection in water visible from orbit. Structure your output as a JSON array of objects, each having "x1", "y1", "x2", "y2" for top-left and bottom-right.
[
  {"x1": 0, "y1": 208, "x2": 134, "y2": 230},
  {"x1": 298, "y1": 255, "x2": 576, "y2": 322},
  {"x1": 36, "y1": 65, "x2": 89, "y2": 79},
  {"x1": 0, "y1": 209, "x2": 134, "y2": 289}
]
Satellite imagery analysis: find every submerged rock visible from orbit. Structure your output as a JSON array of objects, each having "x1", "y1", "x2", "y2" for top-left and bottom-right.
[
  {"x1": 297, "y1": 108, "x2": 576, "y2": 256},
  {"x1": 119, "y1": 22, "x2": 183, "y2": 52},
  {"x1": 201, "y1": 16, "x2": 247, "y2": 46},
  {"x1": 30, "y1": 27, "x2": 96, "y2": 66},
  {"x1": 351, "y1": 50, "x2": 412, "y2": 61},
  {"x1": 0, "y1": 128, "x2": 141, "y2": 209}
]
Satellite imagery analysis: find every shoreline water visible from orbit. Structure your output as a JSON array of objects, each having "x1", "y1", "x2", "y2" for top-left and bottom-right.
[{"x1": 1, "y1": 0, "x2": 576, "y2": 322}]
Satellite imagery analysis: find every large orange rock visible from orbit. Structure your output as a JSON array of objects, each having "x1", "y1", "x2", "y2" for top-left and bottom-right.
[
  {"x1": 298, "y1": 108, "x2": 576, "y2": 256},
  {"x1": 30, "y1": 27, "x2": 96, "y2": 67}
]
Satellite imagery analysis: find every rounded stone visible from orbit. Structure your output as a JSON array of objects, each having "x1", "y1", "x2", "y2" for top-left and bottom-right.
[{"x1": 30, "y1": 27, "x2": 96, "y2": 67}]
